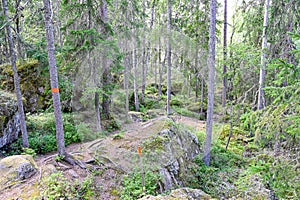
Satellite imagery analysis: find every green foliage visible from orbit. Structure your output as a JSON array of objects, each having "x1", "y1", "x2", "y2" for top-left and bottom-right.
[
  {"x1": 236, "y1": 154, "x2": 300, "y2": 199},
  {"x1": 76, "y1": 122, "x2": 96, "y2": 142},
  {"x1": 172, "y1": 106, "x2": 199, "y2": 118},
  {"x1": 191, "y1": 143, "x2": 245, "y2": 197},
  {"x1": 170, "y1": 98, "x2": 182, "y2": 107},
  {"x1": 42, "y1": 172, "x2": 95, "y2": 200},
  {"x1": 21, "y1": 148, "x2": 37, "y2": 157},
  {"x1": 121, "y1": 170, "x2": 161, "y2": 200},
  {"x1": 142, "y1": 136, "x2": 168, "y2": 152},
  {"x1": 113, "y1": 130, "x2": 124, "y2": 140},
  {"x1": 7, "y1": 113, "x2": 83, "y2": 155}
]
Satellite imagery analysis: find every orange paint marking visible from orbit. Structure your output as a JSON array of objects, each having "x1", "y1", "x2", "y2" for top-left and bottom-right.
[
  {"x1": 138, "y1": 145, "x2": 142, "y2": 156},
  {"x1": 51, "y1": 88, "x2": 59, "y2": 93}
]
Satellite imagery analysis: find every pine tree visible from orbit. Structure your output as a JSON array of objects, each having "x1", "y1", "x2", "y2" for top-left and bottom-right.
[{"x1": 203, "y1": 0, "x2": 217, "y2": 166}]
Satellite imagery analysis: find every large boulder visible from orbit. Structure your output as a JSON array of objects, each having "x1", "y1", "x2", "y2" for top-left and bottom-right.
[
  {"x1": 0, "y1": 91, "x2": 21, "y2": 148},
  {"x1": 86, "y1": 117, "x2": 200, "y2": 192},
  {"x1": 0, "y1": 155, "x2": 37, "y2": 189},
  {"x1": 138, "y1": 188, "x2": 212, "y2": 200},
  {"x1": 0, "y1": 60, "x2": 53, "y2": 113}
]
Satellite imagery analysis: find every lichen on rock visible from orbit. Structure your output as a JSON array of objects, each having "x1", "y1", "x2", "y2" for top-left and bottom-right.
[
  {"x1": 0, "y1": 91, "x2": 21, "y2": 148},
  {"x1": 0, "y1": 155, "x2": 37, "y2": 189}
]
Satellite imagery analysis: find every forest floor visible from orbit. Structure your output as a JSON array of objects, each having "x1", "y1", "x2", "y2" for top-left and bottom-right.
[{"x1": 0, "y1": 115, "x2": 206, "y2": 200}]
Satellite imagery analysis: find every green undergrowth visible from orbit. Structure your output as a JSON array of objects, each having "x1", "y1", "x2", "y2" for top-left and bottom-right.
[
  {"x1": 121, "y1": 170, "x2": 162, "y2": 200},
  {"x1": 41, "y1": 172, "x2": 95, "y2": 200},
  {"x1": 189, "y1": 141, "x2": 246, "y2": 198},
  {"x1": 5, "y1": 113, "x2": 92, "y2": 155},
  {"x1": 191, "y1": 125, "x2": 299, "y2": 199}
]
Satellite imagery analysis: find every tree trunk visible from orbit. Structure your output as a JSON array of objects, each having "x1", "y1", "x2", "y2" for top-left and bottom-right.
[
  {"x1": 95, "y1": 92, "x2": 102, "y2": 132},
  {"x1": 203, "y1": 0, "x2": 217, "y2": 166},
  {"x1": 141, "y1": 47, "x2": 146, "y2": 105},
  {"x1": 133, "y1": 49, "x2": 139, "y2": 111},
  {"x1": 194, "y1": 50, "x2": 199, "y2": 102},
  {"x1": 200, "y1": 76, "x2": 204, "y2": 117},
  {"x1": 101, "y1": 62, "x2": 111, "y2": 119},
  {"x1": 166, "y1": 0, "x2": 172, "y2": 116},
  {"x1": 222, "y1": 0, "x2": 227, "y2": 108},
  {"x1": 188, "y1": 74, "x2": 191, "y2": 98},
  {"x1": 257, "y1": 0, "x2": 270, "y2": 110},
  {"x1": 43, "y1": 0, "x2": 67, "y2": 157},
  {"x1": 158, "y1": 43, "x2": 163, "y2": 101},
  {"x1": 225, "y1": 102, "x2": 233, "y2": 150},
  {"x1": 2, "y1": 0, "x2": 29, "y2": 148},
  {"x1": 100, "y1": 0, "x2": 112, "y2": 120},
  {"x1": 125, "y1": 57, "x2": 129, "y2": 119}
]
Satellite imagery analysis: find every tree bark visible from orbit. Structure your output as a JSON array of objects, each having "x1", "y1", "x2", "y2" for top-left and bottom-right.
[
  {"x1": 200, "y1": 76, "x2": 205, "y2": 117},
  {"x1": 43, "y1": 0, "x2": 66, "y2": 157},
  {"x1": 222, "y1": 0, "x2": 227, "y2": 108},
  {"x1": 100, "y1": 0, "x2": 112, "y2": 120},
  {"x1": 203, "y1": 0, "x2": 217, "y2": 166},
  {"x1": 133, "y1": 49, "x2": 139, "y2": 111},
  {"x1": 124, "y1": 57, "x2": 129, "y2": 119},
  {"x1": 2, "y1": 0, "x2": 29, "y2": 148},
  {"x1": 257, "y1": 0, "x2": 270, "y2": 110},
  {"x1": 166, "y1": 0, "x2": 172, "y2": 116}
]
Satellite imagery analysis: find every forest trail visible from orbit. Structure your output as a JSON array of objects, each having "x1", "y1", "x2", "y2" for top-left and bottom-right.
[{"x1": 0, "y1": 115, "x2": 206, "y2": 200}]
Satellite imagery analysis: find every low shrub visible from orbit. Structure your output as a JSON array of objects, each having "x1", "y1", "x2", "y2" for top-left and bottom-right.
[
  {"x1": 6, "y1": 113, "x2": 84, "y2": 155},
  {"x1": 121, "y1": 170, "x2": 162, "y2": 200},
  {"x1": 42, "y1": 172, "x2": 95, "y2": 200}
]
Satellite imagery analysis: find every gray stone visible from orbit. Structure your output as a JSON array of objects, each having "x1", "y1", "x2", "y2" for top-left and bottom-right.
[
  {"x1": 0, "y1": 91, "x2": 21, "y2": 148},
  {"x1": 0, "y1": 155, "x2": 37, "y2": 188}
]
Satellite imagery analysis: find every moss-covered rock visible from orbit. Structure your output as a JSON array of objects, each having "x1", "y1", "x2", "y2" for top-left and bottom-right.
[
  {"x1": 0, "y1": 155, "x2": 37, "y2": 189},
  {"x1": 0, "y1": 91, "x2": 20, "y2": 148},
  {"x1": 138, "y1": 188, "x2": 212, "y2": 200},
  {"x1": 0, "y1": 59, "x2": 51, "y2": 112},
  {"x1": 87, "y1": 117, "x2": 200, "y2": 193}
]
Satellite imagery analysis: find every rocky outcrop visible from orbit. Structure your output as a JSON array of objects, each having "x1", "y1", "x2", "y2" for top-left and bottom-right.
[
  {"x1": 155, "y1": 125, "x2": 200, "y2": 191},
  {"x1": 86, "y1": 117, "x2": 200, "y2": 192},
  {"x1": 138, "y1": 188, "x2": 212, "y2": 200},
  {"x1": 128, "y1": 111, "x2": 144, "y2": 122},
  {"x1": 0, "y1": 155, "x2": 37, "y2": 189},
  {"x1": 0, "y1": 60, "x2": 52, "y2": 113},
  {"x1": 0, "y1": 91, "x2": 21, "y2": 148}
]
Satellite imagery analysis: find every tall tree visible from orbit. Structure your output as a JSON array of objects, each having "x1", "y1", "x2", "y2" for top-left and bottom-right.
[
  {"x1": 203, "y1": 0, "x2": 217, "y2": 166},
  {"x1": 100, "y1": 0, "x2": 112, "y2": 120},
  {"x1": 133, "y1": 49, "x2": 140, "y2": 111},
  {"x1": 222, "y1": 0, "x2": 227, "y2": 108},
  {"x1": 43, "y1": 0, "x2": 70, "y2": 161},
  {"x1": 2, "y1": 0, "x2": 29, "y2": 148},
  {"x1": 257, "y1": 0, "x2": 270, "y2": 110},
  {"x1": 166, "y1": 0, "x2": 172, "y2": 116}
]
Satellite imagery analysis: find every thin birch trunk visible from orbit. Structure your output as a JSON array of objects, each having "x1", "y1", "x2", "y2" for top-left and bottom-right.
[
  {"x1": 222, "y1": 0, "x2": 227, "y2": 108},
  {"x1": 257, "y1": 0, "x2": 270, "y2": 110}
]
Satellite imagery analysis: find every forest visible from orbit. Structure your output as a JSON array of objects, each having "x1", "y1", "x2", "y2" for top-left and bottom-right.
[{"x1": 0, "y1": 0, "x2": 299, "y2": 199}]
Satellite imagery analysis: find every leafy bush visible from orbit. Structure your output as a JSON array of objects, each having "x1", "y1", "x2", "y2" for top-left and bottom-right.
[
  {"x1": 191, "y1": 143, "x2": 246, "y2": 198},
  {"x1": 7, "y1": 113, "x2": 84, "y2": 155},
  {"x1": 42, "y1": 172, "x2": 95, "y2": 200},
  {"x1": 172, "y1": 106, "x2": 199, "y2": 118},
  {"x1": 236, "y1": 153, "x2": 300, "y2": 199},
  {"x1": 121, "y1": 170, "x2": 161, "y2": 200}
]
